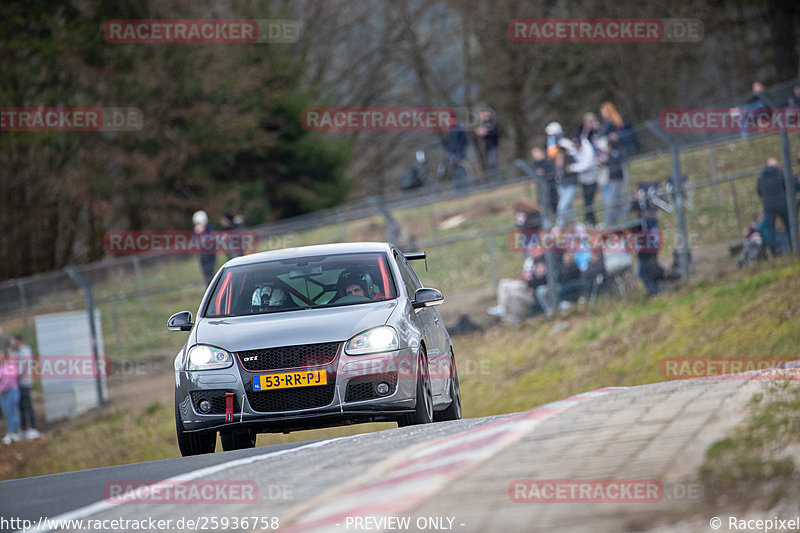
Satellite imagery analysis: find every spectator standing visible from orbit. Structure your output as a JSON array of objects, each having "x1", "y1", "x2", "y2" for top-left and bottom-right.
[
  {"x1": 572, "y1": 116, "x2": 599, "y2": 227},
  {"x1": 545, "y1": 122, "x2": 563, "y2": 161},
  {"x1": 756, "y1": 157, "x2": 798, "y2": 257},
  {"x1": 444, "y1": 115, "x2": 469, "y2": 190},
  {"x1": 193, "y1": 210, "x2": 216, "y2": 286},
  {"x1": 599, "y1": 101, "x2": 632, "y2": 154},
  {"x1": 445, "y1": 116, "x2": 468, "y2": 161},
  {"x1": 476, "y1": 108, "x2": 501, "y2": 182},
  {"x1": 10, "y1": 335, "x2": 41, "y2": 439},
  {"x1": 599, "y1": 101, "x2": 626, "y2": 137},
  {"x1": 630, "y1": 202, "x2": 663, "y2": 296},
  {"x1": 532, "y1": 146, "x2": 558, "y2": 216},
  {"x1": 602, "y1": 132, "x2": 627, "y2": 226},
  {"x1": 0, "y1": 339, "x2": 22, "y2": 445},
  {"x1": 554, "y1": 139, "x2": 579, "y2": 228},
  {"x1": 220, "y1": 213, "x2": 245, "y2": 260},
  {"x1": 740, "y1": 81, "x2": 766, "y2": 138}
]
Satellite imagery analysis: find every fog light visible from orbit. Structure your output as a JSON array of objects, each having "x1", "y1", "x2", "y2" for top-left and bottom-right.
[
  {"x1": 376, "y1": 382, "x2": 390, "y2": 396},
  {"x1": 199, "y1": 399, "x2": 211, "y2": 413}
]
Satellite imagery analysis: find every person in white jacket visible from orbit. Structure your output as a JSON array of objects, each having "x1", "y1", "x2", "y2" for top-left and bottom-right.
[{"x1": 569, "y1": 134, "x2": 599, "y2": 227}]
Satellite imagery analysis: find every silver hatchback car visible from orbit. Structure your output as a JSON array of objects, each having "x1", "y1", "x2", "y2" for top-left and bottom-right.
[{"x1": 168, "y1": 242, "x2": 461, "y2": 455}]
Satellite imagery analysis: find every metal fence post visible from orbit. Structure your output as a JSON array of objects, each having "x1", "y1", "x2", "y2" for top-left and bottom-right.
[
  {"x1": 756, "y1": 92, "x2": 798, "y2": 254},
  {"x1": 111, "y1": 294, "x2": 123, "y2": 357},
  {"x1": 709, "y1": 145, "x2": 721, "y2": 204},
  {"x1": 132, "y1": 256, "x2": 146, "y2": 310},
  {"x1": 645, "y1": 122, "x2": 691, "y2": 280},
  {"x1": 515, "y1": 160, "x2": 558, "y2": 312},
  {"x1": 64, "y1": 267, "x2": 105, "y2": 410},
  {"x1": 729, "y1": 180, "x2": 744, "y2": 238},
  {"x1": 780, "y1": 135, "x2": 798, "y2": 254},
  {"x1": 16, "y1": 279, "x2": 31, "y2": 342}
]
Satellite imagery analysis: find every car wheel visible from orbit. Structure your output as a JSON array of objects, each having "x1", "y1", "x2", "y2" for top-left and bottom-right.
[
  {"x1": 220, "y1": 428, "x2": 257, "y2": 451},
  {"x1": 398, "y1": 349, "x2": 434, "y2": 427},
  {"x1": 175, "y1": 394, "x2": 217, "y2": 456},
  {"x1": 434, "y1": 352, "x2": 461, "y2": 422}
]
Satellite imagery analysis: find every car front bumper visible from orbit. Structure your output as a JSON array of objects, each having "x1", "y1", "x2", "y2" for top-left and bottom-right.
[{"x1": 176, "y1": 348, "x2": 420, "y2": 434}]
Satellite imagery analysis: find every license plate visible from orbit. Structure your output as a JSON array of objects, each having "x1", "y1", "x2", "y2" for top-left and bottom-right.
[{"x1": 253, "y1": 369, "x2": 328, "y2": 391}]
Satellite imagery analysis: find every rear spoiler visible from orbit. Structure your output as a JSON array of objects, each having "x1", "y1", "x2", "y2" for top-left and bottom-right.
[{"x1": 403, "y1": 251, "x2": 428, "y2": 272}]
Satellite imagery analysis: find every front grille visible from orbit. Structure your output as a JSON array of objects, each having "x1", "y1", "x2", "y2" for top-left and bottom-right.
[
  {"x1": 246, "y1": 384, "x2": 336, "y2": 413},
  {"x1": 237, "y1": 342, "x2": 340, "y2": 372},
  {"x1": 191, "y1": 390, "x2": 239, "y2": 414},
  {"x1": 345, "y1": 373, "x2": 398, "y2": 402}
]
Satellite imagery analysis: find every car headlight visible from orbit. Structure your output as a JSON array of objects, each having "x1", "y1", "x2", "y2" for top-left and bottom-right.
[
  {"x1": 187, "y1": 345, "x2": 233, "y2": 371},
  {"x1": 345, "y1": 326, "x2": 399, "y2": 356}
]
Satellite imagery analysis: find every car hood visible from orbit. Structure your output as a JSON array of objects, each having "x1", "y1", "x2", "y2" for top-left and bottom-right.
[{"x1": 195, "y1": 300, "x2": 398, "y2": 351}]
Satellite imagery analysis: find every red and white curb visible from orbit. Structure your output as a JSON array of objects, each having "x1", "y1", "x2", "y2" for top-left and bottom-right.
[{"x1": 283, "y1": 387, "x2": 626, "y2": 532}]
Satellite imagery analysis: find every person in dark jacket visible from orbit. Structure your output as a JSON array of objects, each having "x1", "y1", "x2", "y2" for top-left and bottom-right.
[
  {"x1": 581, "y1": 250, "x2": 607, "y2": 299},
  {"x1": 220, "y1": 213, "x2": 245, "y2": 260},
  {"x1": 630, "y1": 202, "x2": 663, "y2": 296},
  {"x1": 756, "y1": 157, "x2": 797, "y2": 256},
  {"x1": 445, "y1": 116, "x2": 468, "y2": 161},
  {"x1": 532, "y1": 146, "x2": 558, "y2": 216},
  {"x1": 444, "y1": 115, "x2": 469, "y2": 190},
  {"x1": 602, "y1": 132, "x2": 626, "y2": 226},
  {"x1": 476, "y1": 109, "x2": 500, "y2": 181}
]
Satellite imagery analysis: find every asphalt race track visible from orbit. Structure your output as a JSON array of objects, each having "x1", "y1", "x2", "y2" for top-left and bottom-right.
[{"x1": 0, "y1": 372, "x2": 789, "y2": 533}]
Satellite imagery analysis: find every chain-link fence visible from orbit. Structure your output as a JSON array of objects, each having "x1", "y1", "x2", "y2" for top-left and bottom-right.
[{"x1": 2, "y1": 80, "x2": 799, "y2": 363}]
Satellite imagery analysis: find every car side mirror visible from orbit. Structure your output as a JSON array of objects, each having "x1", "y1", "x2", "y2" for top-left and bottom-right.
[
  {"x1": 167, "y1": 311, "x2": 194, "y2": 331},
  {"x1": 412, "y1": 288, "x2": 444, "y2": 309}
]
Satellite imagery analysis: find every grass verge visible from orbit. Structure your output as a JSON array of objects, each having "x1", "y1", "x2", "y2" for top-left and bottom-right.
[{"x1": 699, "y1": 380, "x2": 800, "y2": 509}]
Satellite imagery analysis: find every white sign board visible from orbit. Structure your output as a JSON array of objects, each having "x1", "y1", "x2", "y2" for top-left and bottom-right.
[{"x1": 34, "y1": 310, "x2": 107, "y2": 422}]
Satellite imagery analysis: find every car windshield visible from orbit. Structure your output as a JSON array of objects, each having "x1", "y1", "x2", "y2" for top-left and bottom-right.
[{"x1": 204, "y1": 252, "x2": 397, "y2": 318}]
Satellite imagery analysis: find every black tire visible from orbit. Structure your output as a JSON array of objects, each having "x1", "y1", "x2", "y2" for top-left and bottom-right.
[
  {"x1": 220, "y1": 428, "x2": 257, "y2": 451},
  {"x1": 434, "y1": 352, "x2": 462, "y2": 422},
  {"x1": 175, "y1": 394, "x2": 216, "y2": 456},
  {"x1": 398, "y1": 349, "x2": 434, "y2": 427}
]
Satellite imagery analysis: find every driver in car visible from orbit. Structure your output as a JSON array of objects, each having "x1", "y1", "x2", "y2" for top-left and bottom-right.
[
  {"x1": 335, "y1": 269, "x2": 373, "y2": 300},
  {"x1": 345, "y1": 283, "x2": 365, "y2": 297}
]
